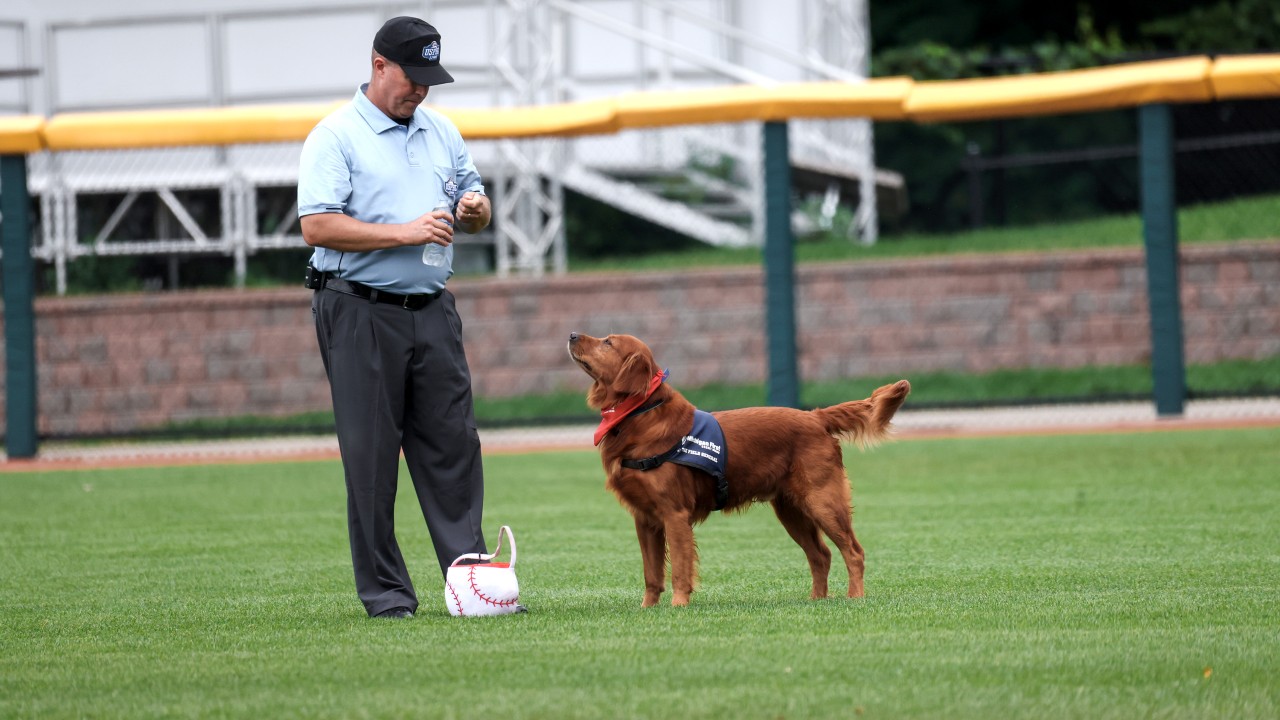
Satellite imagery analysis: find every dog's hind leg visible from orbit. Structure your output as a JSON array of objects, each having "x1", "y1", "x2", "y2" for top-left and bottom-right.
[
  {"x1": 662, "y1": 513, "x2": 697, "y2": 606},
  {"x1": 635, "y1": 517, "x2": 666, "y2": 608},
  {"x1": 834, "y1": 524, "x2": 866, "y2": 599},
  {"x1": 799, "y1": 474, "x2": 866, "y2": 599},
  {"x1": 772, "y1": 496, "x2": 832, "y2": 599}
]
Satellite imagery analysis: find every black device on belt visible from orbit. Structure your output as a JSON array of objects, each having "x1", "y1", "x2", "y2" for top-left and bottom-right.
[{"x1": 305, "y1": 265, "x2": 441, "y2": 310}]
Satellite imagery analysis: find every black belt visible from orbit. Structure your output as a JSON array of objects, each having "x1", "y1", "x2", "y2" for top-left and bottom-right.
[{"x1": 322, "y1": 275, "x2": 441, "y2": 310}]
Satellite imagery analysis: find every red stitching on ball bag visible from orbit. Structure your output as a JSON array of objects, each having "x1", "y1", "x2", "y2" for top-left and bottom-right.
[
  {"x1": 446, "y1": 581, "x2": 466, "y2": 616},
  {"x1": 468, "y1": 566, "x2": 519, "y2": 607}
]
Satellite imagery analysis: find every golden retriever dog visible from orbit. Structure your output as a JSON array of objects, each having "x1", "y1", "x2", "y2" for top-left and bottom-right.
[{"x1": 568, "y1": 331, "x2": 910, "y2": 607}]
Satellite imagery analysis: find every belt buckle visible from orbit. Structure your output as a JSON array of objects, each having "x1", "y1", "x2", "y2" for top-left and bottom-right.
[{"x1": 402, "y1": 294, "x2": 413, "y2": 309}]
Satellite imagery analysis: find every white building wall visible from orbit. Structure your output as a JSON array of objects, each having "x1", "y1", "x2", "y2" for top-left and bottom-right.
[{"x1": 1, "y1": 0, "x2": 854, "y2": 116}]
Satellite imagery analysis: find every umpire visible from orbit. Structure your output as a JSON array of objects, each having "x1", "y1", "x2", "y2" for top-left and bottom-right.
[{"x1": 298, "y1": 16, "x2": 494, "y2": 619}]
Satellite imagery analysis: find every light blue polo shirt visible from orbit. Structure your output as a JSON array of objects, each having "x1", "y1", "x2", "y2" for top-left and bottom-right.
[{"x1": 298, "y1": 84, "x2": 484, "y2": 294}]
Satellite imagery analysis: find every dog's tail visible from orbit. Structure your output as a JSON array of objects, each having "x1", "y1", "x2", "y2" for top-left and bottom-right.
[{"x1": 811, "y1": 379, "x2": 911, "y2": 449}]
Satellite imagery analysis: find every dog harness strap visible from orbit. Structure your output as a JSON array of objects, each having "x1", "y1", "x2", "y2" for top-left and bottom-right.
[
  {"x1": 630, "y1": 397, "x2": 666, "y2": 418},
  {"x1": 621, "y1": 446, "x2": 682, "y2": 472},
  {"x1": 621, "y1": 410, "x2": 730, "y2": 510}
]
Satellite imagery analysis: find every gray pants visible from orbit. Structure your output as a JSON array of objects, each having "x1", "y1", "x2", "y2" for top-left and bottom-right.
[{"x1": 313, "y1": 286, "x2": 487, "y2": 617}]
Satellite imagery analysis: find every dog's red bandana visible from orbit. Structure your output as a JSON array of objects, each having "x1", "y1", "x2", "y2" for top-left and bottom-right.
[{"x1": 593, "y1": 369, "x2": 670, "y2": 445}]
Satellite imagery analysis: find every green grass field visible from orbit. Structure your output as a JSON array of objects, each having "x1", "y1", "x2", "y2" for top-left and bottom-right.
[{"x1": 2, "y1": 427, "x2": 1278, "y2": 718}]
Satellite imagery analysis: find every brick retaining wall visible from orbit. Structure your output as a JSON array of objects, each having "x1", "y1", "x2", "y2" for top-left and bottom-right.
[{"x1": 3, "y1": 240, "x2": 1277, "y2": 437}]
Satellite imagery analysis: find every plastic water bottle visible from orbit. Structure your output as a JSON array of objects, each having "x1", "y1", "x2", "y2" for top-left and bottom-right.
[{"x1": 422, "y1": 202, "x2": 452, "y2": 267}]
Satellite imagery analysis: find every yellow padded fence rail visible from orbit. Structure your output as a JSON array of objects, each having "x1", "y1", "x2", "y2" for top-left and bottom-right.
[
  {"x1": 1209, "y1": 55, "x2": 1280, "y2": 100},
  {"x1": 41, "y1": 102, "x2": 348, "y2": 151},
  {"x1": 1, "y1": 55, "x2": 1278, "y2": 152},
  {"x1": 902, "y1": 56, "x2": 1214, "y2": 122},
  {"x1": 0, "y1": 115, "x2": 44, "y2": 154}
]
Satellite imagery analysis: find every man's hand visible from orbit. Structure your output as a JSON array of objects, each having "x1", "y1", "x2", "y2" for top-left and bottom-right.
[
  {"x1": 409, "y1": 208, "x2": 455, "y2": 247},
  {"x1": 300, "y1": 211, "x2": 452, "y2": 252},
  {"x1": 454, "y1": 191, "x2": 492, "y2": 233}
]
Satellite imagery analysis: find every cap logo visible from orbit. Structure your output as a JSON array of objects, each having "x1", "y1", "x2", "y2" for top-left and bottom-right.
[{"x1": 422, "y1": 40, "x2": 441, "y2": 62}]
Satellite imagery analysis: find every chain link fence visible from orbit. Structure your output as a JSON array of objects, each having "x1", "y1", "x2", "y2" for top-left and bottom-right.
[
  {"x1": 4, "y1": 94, "x2": 1279, "y2": 442},
  {"x1": 14, "y1": 101, "x2": 1278, "y2": 270},
  {"x1": 22, "y1": 115, "x2": 876, "y2": 293},
  {"x1": 882, "y1": 98, "x2": 1280, "y2": 235}
]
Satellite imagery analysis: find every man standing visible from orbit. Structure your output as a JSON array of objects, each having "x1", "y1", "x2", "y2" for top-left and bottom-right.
[{"x1": 298, "y1": 16, "x2": 494, "y2": 619}]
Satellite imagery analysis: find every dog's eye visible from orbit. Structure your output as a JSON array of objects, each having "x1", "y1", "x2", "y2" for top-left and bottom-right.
[{"x1": 603, "y1": 338, "x2": 612, "y2": 347}]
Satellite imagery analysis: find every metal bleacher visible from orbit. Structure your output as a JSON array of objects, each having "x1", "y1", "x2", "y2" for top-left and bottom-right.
[{"x1": 5, "y1": 0, "x2": 887, "y2": 294}]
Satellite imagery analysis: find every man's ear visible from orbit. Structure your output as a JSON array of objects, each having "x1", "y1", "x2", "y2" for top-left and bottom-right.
[{"x1": 615, "y1": 352, "x2": 655, "y2": 396}]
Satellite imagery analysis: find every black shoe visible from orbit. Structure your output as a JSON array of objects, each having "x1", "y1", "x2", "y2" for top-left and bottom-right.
[
  {"x1": 514, "y1": 604, "x2": 528, "y2": 613},
  {"x1": 373, "y1": 607, "x2": 414, "y2": 619}
]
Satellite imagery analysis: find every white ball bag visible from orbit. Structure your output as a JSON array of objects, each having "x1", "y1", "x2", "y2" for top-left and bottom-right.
[{"x1": 444, "y1": 525, "x2": 521, "y2": 617}]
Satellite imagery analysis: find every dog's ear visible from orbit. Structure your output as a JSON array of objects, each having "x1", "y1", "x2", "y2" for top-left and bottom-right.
[{"x1": 615, "y1": 350, "x2": 656, "y2": 397}]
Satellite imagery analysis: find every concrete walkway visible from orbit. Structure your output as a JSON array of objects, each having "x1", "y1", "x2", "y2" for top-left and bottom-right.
[{"x1": 4, "y1": 396, "x2": 1277, "y2": 472}]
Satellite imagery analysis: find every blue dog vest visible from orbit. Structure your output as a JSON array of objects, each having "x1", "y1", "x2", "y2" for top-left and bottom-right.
[{"x1": 622, "y1": 410, "x2": 730, "y2": 509}]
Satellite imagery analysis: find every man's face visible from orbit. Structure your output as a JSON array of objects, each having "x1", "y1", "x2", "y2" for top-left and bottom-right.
[{"x1": 377, "y1": 59, "x2": 429, "y2": 119}]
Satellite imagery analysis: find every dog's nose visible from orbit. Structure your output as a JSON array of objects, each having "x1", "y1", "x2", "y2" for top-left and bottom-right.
[{"x1": 569, "y1": 332, "x2": 579, "y2": 344}]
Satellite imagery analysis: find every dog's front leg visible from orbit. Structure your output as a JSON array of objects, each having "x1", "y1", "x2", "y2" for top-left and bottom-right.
[
  {"x1": 663, "y1": 513, "x2": 697, "y2": 606},
  {"x1": 635, "y1": 517, "x2": 666, "y2": 607}
]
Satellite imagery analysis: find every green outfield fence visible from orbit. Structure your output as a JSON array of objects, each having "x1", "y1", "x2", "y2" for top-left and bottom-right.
[{"x1": 3, "y1": 55, "x2": 1280, "y2": 456}]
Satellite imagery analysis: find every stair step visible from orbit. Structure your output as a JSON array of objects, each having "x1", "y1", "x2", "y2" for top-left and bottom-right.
[
  {"x1": 698, "y1": 204, "x2": 752, "y2": 220},
  {"x1": 563, "y1": 165, "x2": 753, "y2": 248},
  {"x1": 634, "y1": 182, "x2": 728, "y2": 198}
]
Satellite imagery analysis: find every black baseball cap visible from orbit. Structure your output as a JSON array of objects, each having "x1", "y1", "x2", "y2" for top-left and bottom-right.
[{"x1": 373, "y1": 16, "x2": 454, "y2": 87}]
